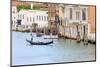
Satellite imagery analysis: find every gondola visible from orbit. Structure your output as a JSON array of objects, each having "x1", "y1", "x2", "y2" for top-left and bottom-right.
[{"x1": 26, "y1": 39, "x2": 53, "y2": 45}]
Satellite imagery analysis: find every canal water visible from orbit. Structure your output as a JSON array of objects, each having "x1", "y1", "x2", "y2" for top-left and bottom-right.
[{"x1": 12, "y1": 31, "x2": 96, "y2": 66}]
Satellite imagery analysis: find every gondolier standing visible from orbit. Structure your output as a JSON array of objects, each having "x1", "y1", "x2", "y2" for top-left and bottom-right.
[
  {"x1": 30, "y1": 33, "x2": 33, "y2": 41},
  {"x1": 30, "y1": 27, "x2": 33, "y2": 41}
]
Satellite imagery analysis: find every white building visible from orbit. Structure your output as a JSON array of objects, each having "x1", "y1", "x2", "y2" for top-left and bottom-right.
[
  {"x1": 58, "y1": 4, "x2": 88, "y2": 39},
  {"x1": 64, "y1": 5, "x2": 88, "y2": 24},
  {"x1": 12, "y1": 9, "x2": 48, "y2": 30}
]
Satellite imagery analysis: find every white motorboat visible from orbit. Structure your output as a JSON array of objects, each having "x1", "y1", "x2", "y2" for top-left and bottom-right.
[{"x1": 43, "y1": 35, "x2": 58, "y2": 39}]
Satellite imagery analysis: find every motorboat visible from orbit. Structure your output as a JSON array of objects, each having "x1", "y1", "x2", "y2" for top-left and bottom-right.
[{"x1": 43, "y1": 34, "x2": 58, "y2": 39}]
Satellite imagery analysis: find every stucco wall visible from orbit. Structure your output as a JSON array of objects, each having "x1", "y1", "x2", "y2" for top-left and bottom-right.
[{"x1": 88, "y1": 6, "x2": 96, "y2": 33}]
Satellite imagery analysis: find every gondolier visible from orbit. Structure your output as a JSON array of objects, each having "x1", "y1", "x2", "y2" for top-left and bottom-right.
[
  {"x1": 30, "y1": 32, "x2": 33, "y2": 41},
  {"x1": 26, "y1": 31, "x2": 54, "y2": 45}
]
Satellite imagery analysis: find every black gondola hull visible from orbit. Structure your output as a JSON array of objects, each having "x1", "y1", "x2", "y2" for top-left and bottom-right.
[{"x1": 26, "y1": 39, "x2": 53, "y2": 45}]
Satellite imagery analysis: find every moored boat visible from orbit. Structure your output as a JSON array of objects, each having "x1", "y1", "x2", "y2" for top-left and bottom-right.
[{"x1": 43, "y1": 35, "x2": 58, "y2": 39}]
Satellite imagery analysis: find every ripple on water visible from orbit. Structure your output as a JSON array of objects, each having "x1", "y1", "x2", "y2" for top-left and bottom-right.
[{"x1": 12, "y1": 31, "x2": 96, "y2": 65}]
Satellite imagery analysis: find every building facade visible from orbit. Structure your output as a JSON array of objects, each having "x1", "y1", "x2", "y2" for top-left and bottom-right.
[
  {"x1": 12, "y1": 9, "x2": 48, "y2": 31},
  {"x1": 12, "y1": 0, "x2": 48, "y2": 31},
  {"x1": 12, "y1": 1, "x2": 96, "y2": 41},
  {"x1": 47, "y1": 4, "x2": 59, "y2": 33},
  {"x1": 88, "y1": 6, "x2": 96, "y2": 34},
  {"x1": 58, "y1": 4, "x2": 88, "y2": 39},
  {"x1": 12, "y1": 6, "x2": 18, "y2": 30},
  {"x1": 87, "y1": 6, "x2": 96, "y2": 41}
]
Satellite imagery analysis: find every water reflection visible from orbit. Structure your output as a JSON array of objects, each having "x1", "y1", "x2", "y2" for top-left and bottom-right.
[{"x1": 12, "y1": 31, "x2": 95, "y2": 66}]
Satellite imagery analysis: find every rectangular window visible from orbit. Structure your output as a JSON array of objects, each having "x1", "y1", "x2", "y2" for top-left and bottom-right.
[
  {"x1": 33, "y1": 17, "x2": 34, "y2": 22},
  {"x1": 76, "y1": 12, "x2": 80, "y2": 20},
  {"x1": 62, "y1": 7, "x2": 64, "y2": 13},
  {"x1": 41, "y1": 16, "x2": 43, "y2": 21},
  {"x1": 37, "y1": 16, "x2": 38, "y2": 21},
  {"x1": 18, "y1": 15, "x2": 19, "y2": 19},
  {"x1": 70, "y1": 8, "x2": 72, "y2": 20},
  {"x1": 20, "y1": 15, "x2": 21, "y2": 19},
  {"x1": 42, "y1": 16, "x2": 43, "y2": 21},
  {"x1": 12, "y1": 11, "x2": 15, "y2": 13},
  {"x1": 23, "y1": 15, "x2": 24, "y2": 19},
  {"x1": 82, "y1": 8, "x2": 86, "y2": 20},
  {"x1": 14, "y1": 17, "x2": 15, "y2": 19},
  {"x1": 44, "y1": 16, "x2": 46, "y2": 21},
  {"x1": 51, "y1": 14, "x2": 53, "y2": 17},
  {"x1": 13, "y1": 21, "x2": 14, "y2": 25},
  {"x1": 47, "y1": 16, "x2": 48, "y2": 21}
]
